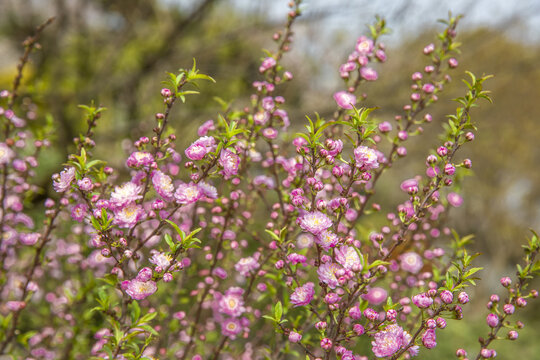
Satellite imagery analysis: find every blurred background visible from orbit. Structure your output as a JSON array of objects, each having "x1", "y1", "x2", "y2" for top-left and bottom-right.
[{"x1": 1, "y1": 0, "x2": 539, "y2": 358}]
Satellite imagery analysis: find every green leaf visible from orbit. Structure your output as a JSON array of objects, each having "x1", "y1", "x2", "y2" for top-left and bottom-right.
[{"x1": 274, "y1": 301, "x2": 283, "y2": 321}]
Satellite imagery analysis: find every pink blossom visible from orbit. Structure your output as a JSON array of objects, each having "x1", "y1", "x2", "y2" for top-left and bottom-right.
[
  {"x1": 356, "y1": 36, "x2": 374, "y2": 54},
  {"x1": 298, "y1": 211, "x2": 332, "y2": 235},
  {"x1": 174, "y1": 182, "x2": 202, "y2": 205},
  {"x1": 335, "y1": 245, "x2": 362, "y2": 270},
  {"x1": 71, "y1": 204, "x2": 88, "y2": 222},
  {"x1": 360, "y1": 67, "x2": 378, "y2": 81},
  {"x1": 52, "y1": 167, "x2": 75, "y2": 192},
  {"x1": 412, "y1": 293, "x2": 433, "y2": 309},
  {"x1": 316, "y1": 230, "x2": 339, "y2": 251},
  {"x1": 219, "y1": 149, "x2": 240, "y2": 179},
  {"x1": 197, "y1": 119, "x2": 215, "y2": 136},
  {"x1": 371, "y1": 324, "x2": 405, "y2": 358},
  {"x1": 19, "y1": 233, "x2": 40, "y2": 246},
  {"x1": 362, "y1": 287, "x2": 388, "y2": 305},
  {"x1": 149, "y1": 252, "x2": 172, "y2": 268},
  {"x1": 125, "y1": 279, "x2": 157, "y2": 300},
  {"x1": 235, "y1": 256, "x2": 260, "y2": 276},
  {"x1": 199, "y1": 181, "x2": 218, "y2": 199},
  {"x1": 113, "y1": 202, "x2": 144, "y2": 228},
  {"x1": 220, "y1": 318, "x2": 242, "y2": 338},
  {"x1": 317, "y1": 262, "x2": 342, "y2": 289},
  {"x1": 288, "y1": 331, "x2": 302, "y2": 343},
  {"x1": 0, "y1": 142, "x2": 14, "y2": 164},
  {"x1": 486, "y1": 313, "x2": 499, "y2": 328},
  {"x1": 296, "y1": 233, "x2": 314, "y2": 249},
  {"x1": 354, "y1": 146, "x2": 379, "y2": 170},
  {"x1": 6, "y1": 301, "x2": 26, "y2": 311},
  {"x1": 126, "y1": 151, "x2": 154, "y2": 168},
  {"x1": 110, "y1": 182, "x2": 143, "y2": 207},
  {"x1": 447, "y1": 192, "x2": 463, "y2": 207},
  {"x1": 400, "y1": 178, "x2": 418, "y2": 193},
  {"x1": 422, "y1": 329, "x2": 437, "y2": 349},
  {"x1": 185, "y1": 136, "x2": 216, "y2": 161},
  {"x1": 400, "y1": 252, "x2": 423, "y2": 274},
  {"x1": 290, "y1": 282, "x2": 315, "y2": 307},
  {"x1": 259, "y1": 57, "x2": 276, "y2": 73},
  {"x1": 333, "y1": 91, "x2": 357, "y2": 109},
  {"x1": 218, "y1": 293, "x2": 246, "y2": 317},
  {"x1": 152, "y1": 171, "x2": 174, "y2": 201}
]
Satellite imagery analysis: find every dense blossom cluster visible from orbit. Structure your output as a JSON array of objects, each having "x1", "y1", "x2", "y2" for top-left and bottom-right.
[{"x1": 0, "y1": 2, "x2": 538, "y2": 360}]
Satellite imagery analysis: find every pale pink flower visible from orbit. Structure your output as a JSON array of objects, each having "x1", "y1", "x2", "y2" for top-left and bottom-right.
[
  {"x1": 335, "y1": 245, "x2": 362, "y2": 270},
  {"x1": 290, "y1": 282, "x2": 315, "y2": 307},
  {"x1": 317, "y1": 262, "x2": 342, "y2": 289},
  {"x1": 298, "y1": 211, "x2": 332, "y2": 235},
  {"x1": 371, "y1": 324, "x2": 405, "y2": 358},
  {"x1": 110, "y1": 182, "x2": 143, "y2": 207},
  {"x1": 316, "y1": 230, "x2": 339, "y2": 251},
  {"x1": 400, "y1": 252, "x2": 423, "y2": 274},
  {"x1": 354, "y1": 146, "x2": 379, "y2": 170},
  {"x1": 219, "y1": 149, "x2": 240, "y2": 179},
  {"x1": 333, "y1": 91, "x2": 357, "y2": 110},
  {"x1": 126, "y1": 151, "x2": 154, "y2": 168},
  {"x1": 52, "y1": 167, "x2": 75, "y2": 192},
  {"x1": 152, "y1": 171, "x2": 174, "y2": 201},
  {"x1": 174, "y1": 182, "x2": 202, "y2": 205},
  {"x1": 113, "y1": 202, "x2": 144, "y2": 228},
  {"x1": 125, "y1": 279, "x2": 157, "y2": 300}
]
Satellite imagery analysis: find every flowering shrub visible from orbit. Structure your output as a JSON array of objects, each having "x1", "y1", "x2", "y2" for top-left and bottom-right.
[{"x1": 0, "y1": 2, "x2": 538, "y2": 360}]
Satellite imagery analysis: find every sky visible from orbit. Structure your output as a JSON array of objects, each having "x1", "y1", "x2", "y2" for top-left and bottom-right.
[{"x1": 169, "y1": 0, "x2": 540, "y2": 44}]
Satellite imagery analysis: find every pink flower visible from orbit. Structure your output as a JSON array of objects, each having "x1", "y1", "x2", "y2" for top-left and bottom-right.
[
  {"x1": 113, "y1": 202, "x2": 144, "y2": 228},
  {"x1": 220, "y1": 318, "x2": 242, "y2": 339},
  {"x1": 296, "y1": 233, "x2": 314, "y2": 249},
  {"x1": 52, "y1": 167, "x2": 75, "y2": 192},
  {"x1": 290, "y1": 282, "x2": 315, "y2": 307},
  {"x1": 234, "y1": 256, "x2": 260, "y2": 276},
  {"x1": 335, "y1": 245, "x2": 362, "y2": 271},
  {"x1": 174, "y1": 182, "x2": 202, "y2": 205},
  {"x1": 356, "y1": 37, "x2": 374, "y2": 54},
  {"x1": 125, "y1": 279, "x2": 157, "y2": 300},
  {"x1": 371, "y1": 324, "x2": 405, "y2": 358},
  {"x1": 219, "y1": 149, "x2": 240, "y2": 179},
  {"x1": 333, "y1": 91, "x2": 357, "y2": 109},
  {"x1": 152, "y1": 171, "x2": 174, "y2": 201},
  {"x1": 316, "y1": 230, "x2": 339, "y2": 251},
  {"x1": 360, "y1": 67, "x2": 378, "y2": 81},
  {"x1": 259, "y1": 57, "x2": 276, "y2": 73},
  {"x1": 185, "y1": 136, "x2": 215, "y2": 160},
  {"x1": 362, "y1": 287, "x2": 388, "y2": 305},
  {"x1": 422, "y1": 329, "x2": 437, "y2": 349},
  {"x1": 440, "y1": 290, "x2": 454, "y2": 304},
  {"x1": 110, "y1": 182, "x2": 143, "y2": 207},
  {"x1": 447, "y1": 192, "x2": 463, "y2": 207},
  {"x1": 400, "y1": 252, "x2": 423, "y2": 274},
  {"x1": 400, "y1": 178, "x2": 418, "y2": 193},
  {"x1": 199, "y1": 181, "x2": 218, "y2": 199},
  {"x1": 126, "y1": 151, "x2": 154, "y2": 168},
  {"x1": 19, "y1": 233, "x2": 40, "y2": 246},
  {"x1": 71, "y1": 203, "x2": 88, "y2": 222},
  {"x1": 354, "y1": 146, "x2": 379, "y2": 170},
  {"x1": 0, "y1": 142, "x2": 14, "y2": 165},
  {"x1": 288, "y1": 331, "x2": 302, "y2": 343},
  {"x1": 317, "y1": 262, "x2": 342, "y2": 289},
  {"x1": 6, "y1": 301, "x2": 26, "y2": 311},
  {"x1": 198, "y1": 119, "x2": 215, "y2": 136},
  {"x1": 149, "y1": 252, "x2": 172, "y2": 268},
  {"x1": 218, "y1": 293, "x2": 246, "y2": 317},
  {"x1": 486, "y1": 313, "x2": 499, "y2": 328},
  {"x1": 298, "y1": 211, "x2": 332, "y2": 235},
  {"x1": 412, "y1": 293, "x2": 433, "y2": 309}
]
